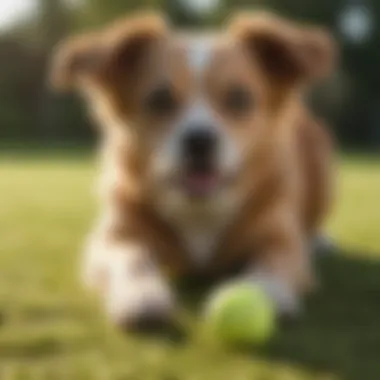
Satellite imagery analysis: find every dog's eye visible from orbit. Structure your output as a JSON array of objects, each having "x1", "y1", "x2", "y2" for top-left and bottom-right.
[
  {"x1": 223, "y1": 86, "x2": 253, "y2": 115},
  {"x1": 144, "y1": 85, "x2": 178, "y2": 116}
]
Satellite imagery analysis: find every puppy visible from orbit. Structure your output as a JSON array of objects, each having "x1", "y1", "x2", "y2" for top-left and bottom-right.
[{"x1": 51, "y1": 12, "x2": 335, "y2": 329}]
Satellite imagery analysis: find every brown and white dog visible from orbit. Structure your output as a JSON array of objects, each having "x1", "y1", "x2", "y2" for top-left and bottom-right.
[{"x1": 52, "y1": 12, "x2": 335, "y2": 329}]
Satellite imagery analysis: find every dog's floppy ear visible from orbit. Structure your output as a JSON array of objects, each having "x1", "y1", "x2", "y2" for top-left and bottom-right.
[
  {"x1": 230, "y1": 12, "x2": 336, "y2": 85},
  {"x1": 51, "y1": 13, "x2": 168, "y2": 91},
  {"x1": 51, "y1": 32, "x2": 101, "y2": 90}
]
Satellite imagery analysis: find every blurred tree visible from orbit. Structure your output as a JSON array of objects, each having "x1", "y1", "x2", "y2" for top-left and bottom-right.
[
  {"x1": 36, "y1": 0, "x2": 72, "y2": 139},
  {"x1": 165, "y1": 0, "x2": 214, "y2": 27},
  {"x1": 0, "y1": 38, "x2": 43, "y2": 139},
  {"x1": 76, "y1": 0, "x2": 162, "y2": 28},
  {"x1": 74, "y1": 0, "x2": 210, "y2": 29},
  {"x1": 38, "y1": 0, "x2": 70, "y2": 48}
]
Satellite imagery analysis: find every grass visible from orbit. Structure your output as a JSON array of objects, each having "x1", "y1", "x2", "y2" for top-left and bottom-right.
[{"x1": 0, "y1": 150, "x2": 380, "y2": 380}]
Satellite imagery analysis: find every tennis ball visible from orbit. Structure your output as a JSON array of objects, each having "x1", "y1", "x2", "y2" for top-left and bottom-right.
[{"x1": 204, "y1": 282, "x2": 276, "y2": 347}]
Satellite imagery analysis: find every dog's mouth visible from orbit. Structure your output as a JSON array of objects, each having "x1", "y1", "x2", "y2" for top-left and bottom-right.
[
  {"x1": 165, "y1": 167, "x2": 237, "y2": 199},
  {"x1": 181, "y1": 169, "x2": 220, "y2": 198}
]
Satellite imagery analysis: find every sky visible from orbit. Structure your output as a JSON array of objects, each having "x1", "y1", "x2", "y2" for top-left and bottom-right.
[{"x1": 0, "y1": 0, "x2": 35, "y2": 29}]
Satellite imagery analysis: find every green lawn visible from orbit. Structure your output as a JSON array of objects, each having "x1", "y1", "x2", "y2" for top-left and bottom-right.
[{"x1": 0, "y1": 151, "x2": 380, "y2": 380}]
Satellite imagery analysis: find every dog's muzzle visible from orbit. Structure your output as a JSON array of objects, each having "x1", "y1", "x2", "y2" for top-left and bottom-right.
[{"x1": 180, "y1": 126, "x2": 220, "y2": 197}]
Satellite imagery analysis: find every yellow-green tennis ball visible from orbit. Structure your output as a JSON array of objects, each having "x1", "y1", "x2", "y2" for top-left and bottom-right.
[{"x1": 205, "y1": 283, "x2": 276, "y2": 347}]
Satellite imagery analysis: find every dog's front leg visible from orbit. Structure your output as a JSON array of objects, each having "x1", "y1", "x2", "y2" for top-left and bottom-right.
[
  {"x1": 82, "y1": 224, "x2": 175, "y2": 330},
  {"x1": 244, "y1": 208, "x2": 315, "y2": 319},
  {"x1": 211, "y1": 207, "x2": 314, "y2": 320}
]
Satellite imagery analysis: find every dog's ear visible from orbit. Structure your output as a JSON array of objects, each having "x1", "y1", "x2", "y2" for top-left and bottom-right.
[
  {"x1": 230, "y1": 13, "x2": 336, "y2": 85},
  {"x1": 51, "y1": 13, "x2": 168, "y2": 91},
  {"x1": 51, "y1": 32, "x2": 101, "y2": 90}
]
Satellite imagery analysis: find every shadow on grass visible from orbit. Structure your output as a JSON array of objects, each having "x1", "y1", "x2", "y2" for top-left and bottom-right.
[
  {"x1": 264, "y1": 251, "x2": 380, "y2": 380},
  {"x1": 180, "y1": 250, "x2": 380, "y2": 380}
]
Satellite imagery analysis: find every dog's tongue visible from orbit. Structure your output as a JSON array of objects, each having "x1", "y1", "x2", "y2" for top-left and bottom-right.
[{"x1": 185, "y1": 173, "x2": 218, "y2": 196}]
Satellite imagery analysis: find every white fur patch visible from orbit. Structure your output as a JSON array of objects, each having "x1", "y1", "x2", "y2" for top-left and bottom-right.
[
  {"x1": 105, "y1": 249, "x2": 173, "y2": 324},
  {"x1": 83, "y1": 236, "x2": 173, "y2": 325},
  {"x1": 187, "y1": 36, "x2": 214, "y2": 77},
  {"x1": 181, "y1": 37, "x2": 218, "y2": 133},
  {"x1": 179, "y1": 98, "x2": 217, "y2": 132}
]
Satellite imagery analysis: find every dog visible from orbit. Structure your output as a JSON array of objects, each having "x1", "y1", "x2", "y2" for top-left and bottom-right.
[{"x1": 51, "y1": 12, "x2": 335, "y2": 330}]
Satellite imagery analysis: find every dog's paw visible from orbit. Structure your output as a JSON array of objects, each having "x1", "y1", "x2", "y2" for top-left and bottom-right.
[
  {"x1": 312, "y1": 233, "x2": 335, "y2": 255},
  {"x1": 104, "y1": 246, "x2": 175, "y2": 331},
  {"x1": 239, "y1": 271, "x2": 301, "y2": 320}
]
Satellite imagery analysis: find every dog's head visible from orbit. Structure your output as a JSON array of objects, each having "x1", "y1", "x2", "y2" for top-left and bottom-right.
[{"x1": 52, "y1": 12, "x2": 335, "y2": 210}]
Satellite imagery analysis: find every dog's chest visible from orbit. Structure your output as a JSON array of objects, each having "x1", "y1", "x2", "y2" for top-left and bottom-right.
[
  {"x1": 178, "y1": 220, "x2": 226, "y2": 267},
  {"x1": 155, "y1": 193, "x2": 241, "y2": 268}
]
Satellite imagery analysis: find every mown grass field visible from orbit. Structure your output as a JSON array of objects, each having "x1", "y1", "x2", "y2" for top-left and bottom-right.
[{"x1": 0, "y1": 150, "x2": 380, "y2": 380}]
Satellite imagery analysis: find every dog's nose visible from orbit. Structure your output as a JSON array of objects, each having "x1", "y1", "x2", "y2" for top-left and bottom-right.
[{"x1": 183, "y1": 127, "x2": 217, "y2": 162}]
